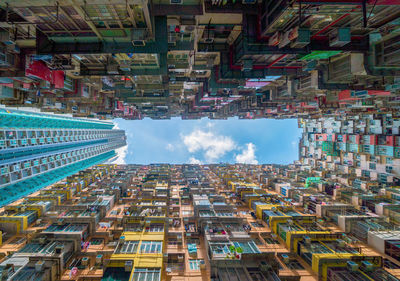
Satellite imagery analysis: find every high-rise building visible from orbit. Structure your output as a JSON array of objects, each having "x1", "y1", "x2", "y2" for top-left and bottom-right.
[
  {"x1": 0, "y1": 164, "x2": 396, "y2": 281},
  {"x1": 0, "y1": 108, "x2": 126, "y2": 206},
  {"x1": 0, "y1": 2, "x2": 399, "y2": 120}
]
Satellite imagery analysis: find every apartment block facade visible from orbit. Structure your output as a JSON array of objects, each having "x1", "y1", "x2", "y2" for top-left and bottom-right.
[
  {"x1": 0, "y1": 163, "x2": 397, "y2": 280},
  {"x1": 0, "y1": 108, "x2": 126, "y2": 206}
]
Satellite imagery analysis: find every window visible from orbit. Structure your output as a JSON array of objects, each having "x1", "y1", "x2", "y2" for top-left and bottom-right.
[
  {"x1": 132, "y1": 268, "x2": 161, "y2": 281},
  {"x1": 369, "y1": 163, "x2": 377, "y2": 170},
  {"x1": 209, "y1": 242, "x2": 230, "y2": 255},
  {"x1": 250, "y1": 222, "x2": 263, "y2": 228},
  {"x1": 362, "y1": 170, "x2": 371, "y2": 177},
  {"x1": 216, "y1": 212, "x2": 233, "y2": 217},
  {"x1": 115, "y1": 240, "x2": 139, "y2": 254},
  {"x1": 189, "y1": 259, "x2": 204, "y2": 270},
  {"x1": 264, "y1": 237, "x2": 280, "y2": 245},
  {"x1": 140, "y1": 241, "x2": 162, "y2": 253},
  {"x1": 232, "y1": 241, "x2": 261, "y2": 254},
  {"x1": 145, "y1": 224, "x2": 164, "y2": 232},
  {"x1": 386, "y1": 166, "x2": 393, "y2": 173},
  {"x1": 125, "y1": 224, "x2": 142, "y2": 232}
]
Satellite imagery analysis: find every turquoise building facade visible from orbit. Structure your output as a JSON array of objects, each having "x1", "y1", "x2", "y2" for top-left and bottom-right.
[{"x1": 0, "y1": 108, "x2": 126, "y2": 206}]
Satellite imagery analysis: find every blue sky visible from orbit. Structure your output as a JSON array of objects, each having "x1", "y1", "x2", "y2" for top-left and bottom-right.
[{"x1": 112, "y1": 118, "x2": 302, "y2": 165}]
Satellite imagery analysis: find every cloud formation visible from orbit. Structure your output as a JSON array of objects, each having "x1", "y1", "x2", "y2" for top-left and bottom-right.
[
  {"x1": 182, "y1": 129, "x2": 236, "y2": 162},
  {"x1": 235, "y1": 143, "x2": 258, "y2": 164},
  {"x1": 166, "y1": 143, "x2": 175, "y2": 151},
  {"x1": 188, "y1": 157, "x2": 202, "y2": 164},
  {"x1": 110, "y1": 145, "x2": 128, "y2": 164}
]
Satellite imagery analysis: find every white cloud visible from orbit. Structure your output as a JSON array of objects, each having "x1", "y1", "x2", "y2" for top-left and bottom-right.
[
  {"x1": 235, "y1": 143, "x2": 258, "y2": 164},
  {"x1": 291, "y1": 140, "x2": 297, "y2": 148},
  {"x1": 188, "y1": 157, "x2": 202, "y2": 164},
  {"x1": 166, "y1": 143, "x2": 175, "y2": 151},
  {"x1": 182, "y1": 129, "x2": 236, "y2": 162},
  {"x1": 110, "y1": 145, "x2": 128, "y2": 164},
  {"x1": 113, "y1": 123, "x2": 120, "y2": 130}
]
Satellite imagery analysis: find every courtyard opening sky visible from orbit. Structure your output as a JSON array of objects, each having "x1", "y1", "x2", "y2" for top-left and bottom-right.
[{"x1": 112, "y1": 118, "x2": 302, "y2": 165}]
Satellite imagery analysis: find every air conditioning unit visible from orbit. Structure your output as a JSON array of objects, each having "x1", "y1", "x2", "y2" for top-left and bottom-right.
[
  {"x1": 297, "y1": 70, "x2": 319, "y2": 92},
  {"x1": 347, "y1": 261, "x2": 359, "y2": 271},
  {"x1": 373, "y1": 32, "x2": 400, "y2": 68},
  {"x1": 200, "y1": 260, "x2": 206, "y2": 270},
  {"x1": 291, "y1": 28, "x2": 310, "y2": 48},
  {"x1": 0, "y1": 31, "x2": 15, "y2": 45},
  {"x1": 53, "y1": 58, "x2": 74, "y2": 70},
  {"x1": 131, "y1": 29, "x2": 147, "y2": 46},
  {"x1": 96, "y1": 254, "x2": 103, "y2": 264},
  {"x1": 269, "y1": 32, "x2": 281, "y2": 46},
  {"x1": 336, "y1": 239, "x2": 345, "y2": 247},
  {"x1": 81, "y1": 257, "x2": 89, "y2": 266},
  {"x1": 327, "y1": 53, "x2": 366, "y2": 83},
  {"x1": 125, "y1": 260, "x2": 133, "y2": 272},
  {"x1": 168, "y1": 33, "x2": 177, "y2": 45},
  {"x1": 242, "y1": 59, "x2": 253, "y2": 71},
  {"x1": 330, "y1": 28, "x2": 351, "y2": 47},
  {"x1": 303, "y1": 60, "x2": 317, "y2": 72},
  {"x1": 35, "y1": 260, "x2": 45, "y2": 272},
  {"x1": 107, "y1": 65, "x2": 119, "y2": 75},
  {"x1": 282, "y1": 254, "x2": 290, "y2": 264},
  {"x1": 202, "y1": 30, "x2": 214, "y2": 44},
  {"x1": 55, "y1": 245, "x2": 64, "y2": 254},
  {"x1": 361, "y1": 261, "x2": 374, "y2": 271},
  {"x1": 206, "y1": 57, "x2": 214, "y2": 68}
]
